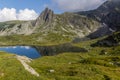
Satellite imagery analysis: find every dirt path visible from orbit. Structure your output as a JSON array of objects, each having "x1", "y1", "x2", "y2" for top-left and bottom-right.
[{"x1": 16, "y1": 55, "x2": 39, "y2": 77}]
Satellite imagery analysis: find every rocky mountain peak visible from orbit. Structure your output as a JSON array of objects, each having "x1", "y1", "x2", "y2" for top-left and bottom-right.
[
  {"x1": 77, "y1": 0, "x2": 120, "y2": 31},
  {"x1": 108, "y1": 0, "x2": 120, "y2": 2},
  {"x1": 35, "y1": 8, "x2": 54, "y2": 26},
  {"x1": 97, "y1": 0, "x2": 120, "y2": 12}
]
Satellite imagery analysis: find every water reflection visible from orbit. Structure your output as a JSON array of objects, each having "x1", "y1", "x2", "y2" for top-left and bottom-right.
[{"x1": 0, "y1": 46, "x2": 40, "y2": 59}]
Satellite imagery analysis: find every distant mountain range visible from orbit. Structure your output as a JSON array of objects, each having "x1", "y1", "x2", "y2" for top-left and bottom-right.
[{"x1": 0, "y1": 0, "x2": 119, "y2": 41}]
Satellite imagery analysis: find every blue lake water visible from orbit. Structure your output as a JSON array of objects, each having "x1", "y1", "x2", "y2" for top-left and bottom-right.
[{"x1": 0, "y1": 46, "x2": 41, "y2": 59}]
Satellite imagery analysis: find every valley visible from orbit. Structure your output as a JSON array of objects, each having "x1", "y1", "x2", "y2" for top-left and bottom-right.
[
  {"x1": 0, "y1": 0, "x2": 120, "y2": 80},
  {"x1": 0, "y1": 38, "x2": 120, "y2": 80}
]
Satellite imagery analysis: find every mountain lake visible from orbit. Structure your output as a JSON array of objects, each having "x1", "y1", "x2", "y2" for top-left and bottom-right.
[{"x1": 0, "y1": 46, "x2": 41, "y2": 59}]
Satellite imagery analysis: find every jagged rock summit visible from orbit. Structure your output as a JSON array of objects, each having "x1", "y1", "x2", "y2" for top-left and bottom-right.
[
  {"x1": 35, "y1": 8, "x2": 54, "y2": 26},
  {"x1": 0, "y1": 8, "x2": 55, "y2": 36}
]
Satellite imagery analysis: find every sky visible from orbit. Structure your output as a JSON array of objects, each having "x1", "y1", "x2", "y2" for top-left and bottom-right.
[{"x1": 0, "y1": 0, "x2": 106, "y2": 22}]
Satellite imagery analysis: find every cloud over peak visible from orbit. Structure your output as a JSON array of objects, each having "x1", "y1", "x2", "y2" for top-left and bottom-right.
[
  {"x1": 0, "y1": 0, "x2": 107, "y2": 22},
  {"x1": 0, "y1": 8, "x2": 38, "y2": 22},
  {"x1": 52, "y1": 0, "x2": 106, "y2": 11}
]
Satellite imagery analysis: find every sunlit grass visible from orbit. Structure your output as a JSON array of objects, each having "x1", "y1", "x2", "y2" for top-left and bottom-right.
[{"x1": 0, "y1": 32, "x2": 120, "y2": 80}]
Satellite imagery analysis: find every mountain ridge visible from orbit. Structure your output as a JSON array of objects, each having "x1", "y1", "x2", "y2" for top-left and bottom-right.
[
  {"x1": 0, "y1": 8, "x2": 102, "y2": 39},
  {"x1": 0, "y1": 0, "x2": 120, "y2": 41},
  {"x1": 77, "y1": 0, "x2": 120, "y2": 31}
]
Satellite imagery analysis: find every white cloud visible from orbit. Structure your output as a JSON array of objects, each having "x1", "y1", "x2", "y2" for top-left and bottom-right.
[
  {"x1": 0, "y1": 8, "x2": 38, "y2": 22},
  {"x1": 52, "y1": 0, "x2": 106, "y2": 11},
  {"x1": 17, "y1": 9, "x2": 38, "y2": 20},
  {"x1": 0, "y1": 8, "x2": 17, "y2": 22}
]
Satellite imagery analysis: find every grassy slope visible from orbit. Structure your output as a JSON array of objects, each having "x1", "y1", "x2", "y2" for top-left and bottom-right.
[
  {"x1": 30, "y1": 53, "x2": 120, "y2": 80},
  {"x1": 0, "y1": 34, "x2": 120, "y2": 79},
  {"x1": 29, "y1": 40, "x2": 120, "y2": 80},
  {"x1": 0, "y1": 52, "x2": 40, "y2": 80},
  {"x1": 0, "y1": 33, "x2": 72, "y2": 46}
]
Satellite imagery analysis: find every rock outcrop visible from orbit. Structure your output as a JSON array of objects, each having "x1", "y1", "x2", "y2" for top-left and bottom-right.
[
  {"x1": 16, "y1": 55, "x2": 40, "y2": 77},
  {"x1": 35, "y1": 8, "x2": 54, "y2": 26}
]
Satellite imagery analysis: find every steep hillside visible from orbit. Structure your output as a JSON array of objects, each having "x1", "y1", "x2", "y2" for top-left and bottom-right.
[
  {"x1": 0, "y1": 8, "x2": 102, "y2": 40},
  {"x1": 78, "y1": 0, "x2": 120, "y2": 31},
  {"x1": 0, "y1": 0, "x2": 120, "y2": 43},
  {"x1": 91, "y1": 31, "x2": 120, "y2": 47},
  {"x1": 0, "y1": 20, "x2": 34, "y2": 35}
]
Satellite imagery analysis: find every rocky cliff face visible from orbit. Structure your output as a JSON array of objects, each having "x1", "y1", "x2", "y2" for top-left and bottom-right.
[
  {"x1": 34, "y1": 8, "x2": 54, "y2": 26},
  {"x1": 78, "y1": 0, "x2": 120, "y2": 31},
  {"x1": 0, "y1": 21, "x2": 35, "y2": 35},
  {"x1": 97, "y1": 0, "x2": 120, "y2": 31},
  {"x1": 33, "y1": 8, "x2": 102, "y2": 38}
]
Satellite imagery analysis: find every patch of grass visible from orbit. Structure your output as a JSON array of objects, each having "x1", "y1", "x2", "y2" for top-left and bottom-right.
[
  {"x1": 29, "y1": 50, "x2": 120, "y2": 80},
  {"x1": 0, "y1": 33, "x2": 120, "y2": 79},
  {"x1": 0, "y1": 52, "x2": 41, "y2": 80},
  {"x1": 0, "y1": 32, "x2": 73, "y2": 46}
]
